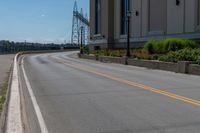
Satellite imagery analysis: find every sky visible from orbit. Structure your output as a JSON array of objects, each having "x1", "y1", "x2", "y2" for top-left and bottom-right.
[{"x1": 0, "y1": 0, "x2": 89, "y2": 44}]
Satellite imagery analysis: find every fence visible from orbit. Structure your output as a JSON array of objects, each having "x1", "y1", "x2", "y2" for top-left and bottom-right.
[{"x1": 0, "y1": 41, "x2": 79, "y2": 54}]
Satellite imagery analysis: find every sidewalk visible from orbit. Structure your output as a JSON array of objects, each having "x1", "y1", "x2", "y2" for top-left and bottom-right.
[{"x1": 0, "y1": 54, "x2": 15, "y2": 91}]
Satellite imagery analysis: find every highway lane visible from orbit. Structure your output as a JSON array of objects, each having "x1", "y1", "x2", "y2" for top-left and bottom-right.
[{"x1": 19, "y1": 51, "x2": 200, "y2": 133}]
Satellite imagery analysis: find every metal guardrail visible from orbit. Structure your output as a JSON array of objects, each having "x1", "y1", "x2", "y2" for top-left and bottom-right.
[{"x1": 0, "y1": 42, "x2": 79, "y2": 54}]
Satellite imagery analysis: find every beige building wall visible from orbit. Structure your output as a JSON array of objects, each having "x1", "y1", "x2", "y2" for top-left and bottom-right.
[
  {"x1": 90, "y1": 0, "x2": 200, "y2": 49},
  {"x1": 185, "y1": 0, "x2": 195, "y2": 33},
  {"x1": 130, "y1": 0, "x2": 142, "y2": 37},
  {"x1": 167, "y1": 0, "x2": 184, "y2": 34},
  {"x1": 141, "y1": 0, "x2": 149, "y2": 37},
  {"x1": 148, "y1": 0, "x2": 166, "y2": 35},
  {"x1": 114, "y1": 0, "x2": 120, "y2": 40}
]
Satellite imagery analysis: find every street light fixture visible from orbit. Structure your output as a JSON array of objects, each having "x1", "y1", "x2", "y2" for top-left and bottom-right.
[{"x1": 126, "y1": 10, "x2": 131, "y2": 57}]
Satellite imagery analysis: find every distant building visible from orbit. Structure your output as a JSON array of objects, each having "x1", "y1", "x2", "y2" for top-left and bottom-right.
[{"x1": 90, "y1": 0, "x2": 200, "y2": 50}]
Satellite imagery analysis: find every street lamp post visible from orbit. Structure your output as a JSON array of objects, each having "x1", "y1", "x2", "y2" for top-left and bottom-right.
[
  {"x1": 126, "y1": 11, "x2": 131, "y2": 57},
  {"x1": 80, "y1": 26, "x2": 84, "y2": 54}
]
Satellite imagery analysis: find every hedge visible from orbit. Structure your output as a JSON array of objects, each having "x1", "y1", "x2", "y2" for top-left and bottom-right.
[
  {"x1": 158, "y1": 48, "x2": 200, "y2": 65},
  {"x1": 144, "y1": 38, "x2": 200, "y2": 54}
]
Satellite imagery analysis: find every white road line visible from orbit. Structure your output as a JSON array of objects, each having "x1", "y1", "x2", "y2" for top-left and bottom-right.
[{"x1": 21, "y1": 57, "x2": 49, "y2": 133}]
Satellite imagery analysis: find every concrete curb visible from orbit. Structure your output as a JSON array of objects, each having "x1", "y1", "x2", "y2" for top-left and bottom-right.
[
  {"x1": 5, "y1": 53, "x2": 23, "y2": 133},
  {"x1": 4, "y1": 50, "x2": 78, "y2": 133}
]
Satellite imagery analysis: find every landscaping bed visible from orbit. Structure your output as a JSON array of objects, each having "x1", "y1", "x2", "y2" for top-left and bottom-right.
[{"x1": 80, "y1": 38, "x2": 200, "y2": 75}]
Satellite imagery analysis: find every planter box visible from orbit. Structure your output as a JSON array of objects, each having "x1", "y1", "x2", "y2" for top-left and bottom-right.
[
  {"x1": 99, "y1": 56, "x2": 126, "y2": 64},
  {"x1": 158, "y1": 61, "x2": 178, "y2": 72},
  {"x1": 127, "y1": 59, "x2": 178, "y2": 72},
  {"x1": 177, "y1": 61, "x2": 194, "y2": 74},
  {"x1": 79, "y1": 54, "x2": 200, "y2": 76},
  {"x1": 127, "y1": 59, "x2": 159, "y2": 69},
  {"x1": 188, "y1": 64, "x2": 200, "y2": 76},
  {"x1": 79, "y1": 54, "x2": 97, "y2": 60}
]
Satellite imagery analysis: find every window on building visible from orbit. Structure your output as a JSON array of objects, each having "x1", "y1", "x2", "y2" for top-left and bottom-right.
[
  {"x1": 95, "y1": 0, "x2": 101, "y2": 34},
  {"x1": 121, "y1": 0, "x2": 129, "y2": 35}
]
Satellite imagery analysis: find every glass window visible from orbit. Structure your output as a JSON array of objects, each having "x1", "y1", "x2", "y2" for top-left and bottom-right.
[
  {"x1": 95, "y1": 0, "x2": 101, "y2": 34},
  {"x1": 121, "y1": 0, "x2": 129, "y2": 35}
]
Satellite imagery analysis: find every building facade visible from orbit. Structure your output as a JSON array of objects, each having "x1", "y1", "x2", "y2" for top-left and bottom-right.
[{"x1": 90, "y1": 0, "x2": 200, "y2": 49}]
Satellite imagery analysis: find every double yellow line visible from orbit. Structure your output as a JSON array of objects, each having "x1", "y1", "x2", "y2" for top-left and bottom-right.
[{"x1": 61, "y1": 61, "x2": 200, "y2": 107}]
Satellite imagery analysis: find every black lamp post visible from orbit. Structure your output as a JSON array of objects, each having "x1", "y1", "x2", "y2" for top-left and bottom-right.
[
  {"x1": 126, "y1": 11, "x2": 131, "y2": 57},
  {"x1": 80, "y1": 26, "x2": 84, "y2": 54}
]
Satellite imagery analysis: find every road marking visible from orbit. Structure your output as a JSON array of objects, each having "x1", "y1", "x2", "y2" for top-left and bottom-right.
[
  {"x1": 21, "y1": 57, "x2": 49, "y2": 133},
  {"x1": 60, "y1": 61, "x2": 200, "y2": 107}
]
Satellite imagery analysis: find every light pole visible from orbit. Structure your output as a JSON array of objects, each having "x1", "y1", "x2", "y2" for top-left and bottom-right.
[
  {"x1": 80, "y1": 26, "x2": 84, "y2": 54},
  {"x1": 126, "y1": 11, "x2": 131, "y2": 57}
]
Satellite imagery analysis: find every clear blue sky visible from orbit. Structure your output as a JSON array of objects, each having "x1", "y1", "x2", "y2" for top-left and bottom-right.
[{"x1": 0, "y1": 0, "x2": 89, "y2": 44}]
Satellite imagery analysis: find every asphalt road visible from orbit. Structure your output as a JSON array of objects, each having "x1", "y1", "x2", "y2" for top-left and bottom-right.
[{"x1": 19, "y1": 51, "x2": 200, "y2": 133}]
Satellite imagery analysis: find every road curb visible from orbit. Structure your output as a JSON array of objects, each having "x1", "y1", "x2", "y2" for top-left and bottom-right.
[
  {"x1": 4, "y1": 50, "x2": 77, "y2": 133},
  {"x1": 5, "y1": 53, "x2": 23, "y2": 133}
]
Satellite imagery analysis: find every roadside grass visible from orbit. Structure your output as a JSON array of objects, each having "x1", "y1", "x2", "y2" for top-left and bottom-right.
[{"x1": 0, "y1": 72, "x2": 9, "y2": 116}]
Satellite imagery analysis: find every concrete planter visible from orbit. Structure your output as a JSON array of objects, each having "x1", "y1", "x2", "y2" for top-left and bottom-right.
[
  {"x1": 127, "y1": 59, "x2": 180, "y2": 72},
  {"x1": 157, "y1": 61, "x2": 178, "y2": 72},
  {"x1": 79, "y1": 54, "x2": 200, "y2": 76},
  {"x1": 178, "y1": 61, "x2": 194, "y2": 74},
  {"x1": 78, "y1": 54, "x2": 97, "y2": 60},
  {"x1": 127, "y1": 59, "x2": 159, "y2": 69},
  {"x1": 98, "y1": 56, "x2": 126, "y2": 64},
  {"x1": 188, "y1": 64, "x2": 200, "y2": 76}
]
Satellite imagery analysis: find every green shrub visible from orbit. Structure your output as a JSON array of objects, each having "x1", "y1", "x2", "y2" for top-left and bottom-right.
[
  {"x1": 158, "y1": 48, "x2": 200, "y2": 64},
  {"x1": 132, "y1": 49, "x2": 152, "y2": 60},
  {"x1": 144, "y1": 38, "x2": 199, "y2": 54},
  {"x1": 83, "y1": 45, "x2": 90, "y2": 55},
  {"x1": 158, "y1": 52, "x2": 178, "y2": 62},
  {"x1": 93, "y1": 49, "x2": 126, "y2": 57},
  {"x1": 144, "y1": 40, "x2": 155, "y2": 54},
  {"x1": 163, "y1": 38, "x2": 198, "y2": 51},
  {"x1": 196, "y1": 56, "x2": 200, "y2": 65}
]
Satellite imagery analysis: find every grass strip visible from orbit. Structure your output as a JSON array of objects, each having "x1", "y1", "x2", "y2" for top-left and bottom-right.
[{"x1": 0, "y1": 73, "x2": 9, "y2": 116}]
